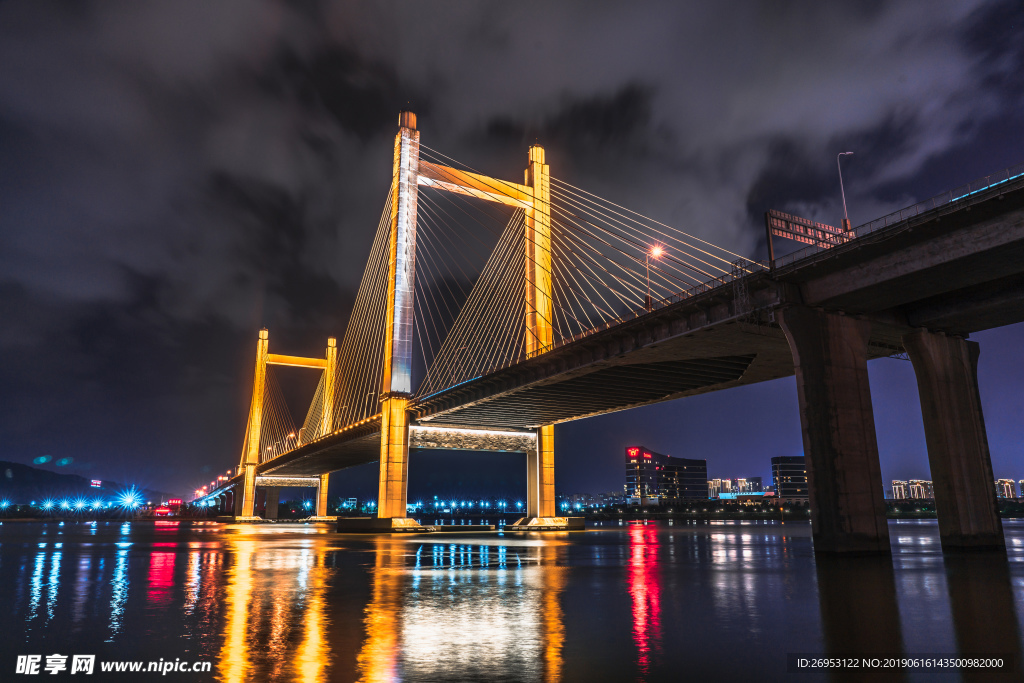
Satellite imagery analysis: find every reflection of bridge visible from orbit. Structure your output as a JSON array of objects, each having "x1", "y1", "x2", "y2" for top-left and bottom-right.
[{"x1": 195, "y1": 109, "x2": 1024, "y2": 551}]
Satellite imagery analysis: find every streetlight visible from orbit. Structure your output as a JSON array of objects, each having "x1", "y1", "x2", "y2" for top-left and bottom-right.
[
  {"x1": 837, "y1": 152, "x2": 854, "y2": 231},
  {"x1": 645, "y1": 246, "x2": 663, "y2": 311}
]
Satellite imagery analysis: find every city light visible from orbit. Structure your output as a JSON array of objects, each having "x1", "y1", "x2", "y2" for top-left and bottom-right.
[
  {"x1": 60, "y1": 500, "x2": 71, "y2": 510},
  {"x1": 118, "y1": 490, "x2": 141, "y2": 509},
  {"x1": 42, "y1": 499, "x2": 55, "y2": 510},
  {"x1": 74, "y1": 500, "x2": 86, "y2": 510},
  {"x1": 0, "y1": 500, "x2": 9, "y2": 510}
]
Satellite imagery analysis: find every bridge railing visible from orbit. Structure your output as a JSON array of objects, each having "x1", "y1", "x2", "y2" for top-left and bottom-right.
[
  {"x1": 541, "y1": 258, "x2": 769, "y2": 352},
  {"x1": 772, "y1": 162, "x2": 1024, "y2": 270}
]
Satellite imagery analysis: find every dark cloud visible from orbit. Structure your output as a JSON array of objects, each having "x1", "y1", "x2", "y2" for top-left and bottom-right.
[{"x1": 1, "y1": 0, "x2": 1022, "y2": 494}]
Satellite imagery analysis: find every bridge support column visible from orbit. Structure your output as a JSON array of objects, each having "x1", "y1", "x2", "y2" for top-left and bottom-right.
[
  {"x1": 512, "y1": 425, "x2": 582, "y2": 531},
  {"x1": 340, "y1": 110, "x2": 425, "y2": 533},
  {"x1": 377, "y1": 395, "x2": 413, "y2": 521},
  {"x1": 903, "y1": 329, "x2": 1004, "y2": 550},
  {"x1": 237, "y1": 329, "x2": 269, "y2": 521},
  {"x1": 525, "y1": 425, "x2": 555, "y2": 518},
  {"x1": 779, "y1": 305, "x2": 890, "y2": 554},
  {"x1": 264, "y1": 487, "x2": 279, "y2": 520},
  {"x1": 312, "y1": 473, "x2": 333, "y2": 520}
]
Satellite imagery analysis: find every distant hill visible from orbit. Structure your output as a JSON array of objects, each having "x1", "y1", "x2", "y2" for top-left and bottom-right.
[{"x1": 0, "y1": 461, "x2": 173, "y2": 504}]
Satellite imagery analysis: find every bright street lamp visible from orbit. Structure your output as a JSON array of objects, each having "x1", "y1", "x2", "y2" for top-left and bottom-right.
[
  {"x1": 645, "y1": 246, "x2": 663, "y2": 311},
  {"x1": 837, "y1": 152, "x2": 854, "y2": 231}
]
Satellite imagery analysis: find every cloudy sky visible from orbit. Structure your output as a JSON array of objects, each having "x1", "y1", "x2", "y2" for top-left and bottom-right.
[{"x1": 1, "y1": 0, "x2": 1022, "y2": 498}]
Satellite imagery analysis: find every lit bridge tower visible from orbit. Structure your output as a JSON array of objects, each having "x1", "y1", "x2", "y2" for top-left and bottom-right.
[
  {"x1": 373, "y1": 111, "x2": 562, "y2": 529},
  {"x1": 236, "y1": 330, "x2": 337, "y2": 521}
]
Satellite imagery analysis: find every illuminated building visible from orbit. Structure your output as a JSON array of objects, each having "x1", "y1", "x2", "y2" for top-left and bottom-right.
[
  {"x1": 708, "y1": 477, "x2": 762, "y2": 499},
  {"x1": 625, "y1": 446, "x2": 707, "y2": 505},
  {"x1": 995, "y1": 479, "x2": 1017, "y2": 499},
  {"x1": 771, "y1": 456, "x2": 808, "y2": 500},
  {"x1": 892, "y1": 480, "x2": 908, "y2": 500},
  {"x1": 908, "y1": 480, "x2": 934, "y2": 499}
]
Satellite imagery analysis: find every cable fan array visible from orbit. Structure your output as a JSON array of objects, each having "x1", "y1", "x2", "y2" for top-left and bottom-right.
[
  {"x1": 414, "y1": 144, "x2": 760, "y2": 397},
  {"x1": 237, "y1": 366, "x2": 299, "y2": 465},
  {"x1": 243, "y1": 144, "x2": 762, "y2": 457}
]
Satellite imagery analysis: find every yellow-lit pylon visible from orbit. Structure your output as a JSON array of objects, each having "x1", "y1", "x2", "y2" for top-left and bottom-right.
[
  {"x1": 377, "y1": 111, "x2": 419, "y2": 521},
  {"x1": 238, "y1": 329, "x2": 269, "y2": 519},
  {"x1": 316, "y1": 337, "x2": 337, "y2": 518},
  {"x1": 524, "y1": 145, "x2": 553, "y2": 357}
]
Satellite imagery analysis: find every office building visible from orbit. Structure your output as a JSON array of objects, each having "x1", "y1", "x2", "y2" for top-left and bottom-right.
[
  {"x1": 995, "y1": 479, "x2": 1017, "y2": 499},
  {"x1": 892, "y1": 481, "x2": 908, "y2": 500},
  {"x1": 908, "y1": 480, "x2": 934, "y2": 499},
  {"x1": 771, "y1": 456, "x2": 808, "y2": 499},
  {"x1": 625, "y1": 446, "x2": 707, "y2": 504},
  {"x1": 709, "y1": 476, "x2": 763, "y2": 499}
]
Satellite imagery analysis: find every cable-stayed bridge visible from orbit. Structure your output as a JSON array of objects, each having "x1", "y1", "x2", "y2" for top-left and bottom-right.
[{"x1": 195, "y1": 111, "x2": 1024, "y2": 551}]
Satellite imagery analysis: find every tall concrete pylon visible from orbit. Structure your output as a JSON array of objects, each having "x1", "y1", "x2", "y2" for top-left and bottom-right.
[
  {"x1": 376, "y1": 111, "x2": 420, "y2": 526},
  {"x1": 237, "y1": 329, "x2": 269, "y2": 520},
  {"x1": 366, "y1": 112, "x2": 572, "y2": 529},
  {"x1": 236, "y1": 330, "x2": 337, "y2": 520}
]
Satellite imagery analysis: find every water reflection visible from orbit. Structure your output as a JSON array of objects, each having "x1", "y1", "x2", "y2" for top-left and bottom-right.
[
  {"x1": 107, "y1": 548, "x2": 129, "y2": 640},
  {"x1": 944, "y1": 552, "x2": 1023, "y2": 682},
  {"x1": 628, "y1": 524, "x2": 661, "y2": 675},
  {"x1": 357, "y1": 537, "x2": 567, "y2": 682},
  {"x1": 815, "y1": 555, "x2": 906, "y2": 683},
  {"x1": 3, "y1": 520, "x2": 1024, "y2": 681},
  {"x1": 217, "y1": 533, "x2": 334, "y2": 682}
]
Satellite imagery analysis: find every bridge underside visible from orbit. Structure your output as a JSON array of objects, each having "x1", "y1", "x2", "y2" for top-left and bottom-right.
[{"x1": 414, "y1": 317, "x2": 902, "y2": 430}]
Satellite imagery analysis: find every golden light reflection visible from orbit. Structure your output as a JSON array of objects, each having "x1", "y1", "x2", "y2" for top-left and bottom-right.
[
  {"x1": 219, "y1": 540, "x2": 254, "y2": 683},
  {"x1": 217, "y1": 533, "x2": 333, "y2": 683},
  {"x1": 293, "y1": 550, "x2": 329, "y2": 682},
  {"x1": 357, "y1": 543, "x2": 403, "y2": 683},
  {"x1": 357, "y1": 538, "x2": 566, "y2": 682}
]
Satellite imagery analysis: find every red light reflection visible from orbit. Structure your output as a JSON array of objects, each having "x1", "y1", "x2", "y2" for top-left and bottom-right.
[
  {"x1": 147, "y1": 551, "x2": 176, "y2": 608},
  {"x1": 628, "y1": 524, "x2": 662, "y2": 675}
]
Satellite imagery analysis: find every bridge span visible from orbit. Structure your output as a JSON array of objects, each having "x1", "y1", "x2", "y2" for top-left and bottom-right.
[{"x1": 195, "y1": 110, "x2": 1023, "y2": 552}]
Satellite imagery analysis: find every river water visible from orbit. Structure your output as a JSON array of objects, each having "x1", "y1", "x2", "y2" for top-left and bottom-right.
[{"x1": 2, "y1": 519, "x2": 1023, "y2": 682}]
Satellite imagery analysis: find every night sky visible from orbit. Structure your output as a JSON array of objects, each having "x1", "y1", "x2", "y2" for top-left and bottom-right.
[{"x1": 2, "y1": 1, "x2": 1022, "y2": 499}]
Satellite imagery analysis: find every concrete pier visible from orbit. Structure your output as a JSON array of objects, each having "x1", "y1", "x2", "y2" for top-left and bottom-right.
[
  {"x1": 779, "y1": 305, "x2": 890, "y2": 554},
  {"x1": 264, "y1": 487, "x2": 279, "y2": 520},
  {"x1": 903, "y1": 329, "x2": 1004, "y2": 550}
]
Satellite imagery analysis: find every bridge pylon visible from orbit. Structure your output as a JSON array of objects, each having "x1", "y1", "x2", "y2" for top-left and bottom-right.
[
  {"x1": 356, "y1": 111, "x2": 574, "y2": 531},
  {"x1": 234, "y1": 329, "x2": 339, "y2": 521},
  {"x1": 237, "y1": 329, "x2": 269, "y2": 520}
]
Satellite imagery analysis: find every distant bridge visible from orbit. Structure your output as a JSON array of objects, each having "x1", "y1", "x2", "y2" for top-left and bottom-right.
[{"x1": 194, "y1": 110, "x2": 1023, "y2": 551}]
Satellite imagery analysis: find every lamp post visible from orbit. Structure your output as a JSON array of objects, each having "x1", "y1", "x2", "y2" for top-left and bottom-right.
[
  {"x1": 645, "y1": 246, "x2": 663, "y2": 311},
  {"x1": 837, "y1": 152, "x2": 854, "y2": 231}
]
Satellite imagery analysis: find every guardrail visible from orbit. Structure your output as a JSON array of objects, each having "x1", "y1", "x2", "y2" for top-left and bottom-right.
[{"x1": 772, "y1": 162, "x2": 1024, "y2": 269}]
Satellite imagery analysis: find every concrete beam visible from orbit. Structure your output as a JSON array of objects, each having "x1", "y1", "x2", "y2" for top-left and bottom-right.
[
  {"x1": 255, "y1": 476, "x2": 321, "y2": 488},
  {"x1": 409, "y1": 425, "x2": 535, "y2": 452},
  {"x1": 799, "y1": 205, "x2": 1024, "y2": 310}
]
